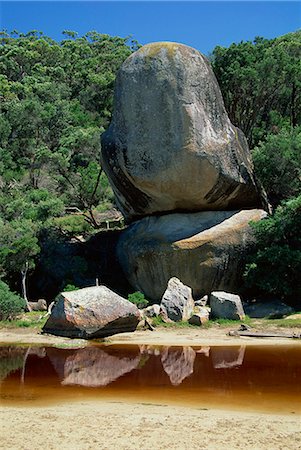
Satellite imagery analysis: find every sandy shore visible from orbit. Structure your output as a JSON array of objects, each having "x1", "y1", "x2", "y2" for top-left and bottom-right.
[
  {"x1": 0, "y1": 326, "x2": 301, "y2": 347},
  {"x1": 1, "y1": 401, "x2": 300, "y2": 450}
]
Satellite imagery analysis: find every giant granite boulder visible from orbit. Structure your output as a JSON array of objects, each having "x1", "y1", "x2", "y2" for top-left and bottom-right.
[
  {"x1": 117, "y1": 209, "x2": 267, "y2": 301},
  {"x1": 101, "y1": 42, "x2": 264, "y2": 222},
  {"x1": 42, "y1": 286, "x2": 140, "y2": 339}
]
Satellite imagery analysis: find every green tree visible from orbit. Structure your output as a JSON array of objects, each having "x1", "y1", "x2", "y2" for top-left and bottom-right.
[
  {"x1": 244, "y1": 195, "x2": 301, "y2": 302},
  {"x1": 211, "y1": 31, "x2": 301, "y2": 146},
  {"x1": 0, "y1": 220, "x2": 40, "y2": 308},
  {"x1": 252, "y1": 126, "x2": 301, "y2": 207}
]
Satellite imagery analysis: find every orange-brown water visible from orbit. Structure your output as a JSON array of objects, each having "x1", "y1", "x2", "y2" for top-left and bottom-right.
[{"x1": 0, "y1": 344, "x2": 300, "y2": 414}]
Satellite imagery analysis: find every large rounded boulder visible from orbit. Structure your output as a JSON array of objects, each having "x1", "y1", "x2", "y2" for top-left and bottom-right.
[
  {"x1": 42, "y1": 286, "x2": 140, "y2": 339},
  {"x1": 117, "y1": 209, "x2": 267, "y2": 301},
  {"x1": 101, "y1": 42, "x2": 264, "y2": 222}
]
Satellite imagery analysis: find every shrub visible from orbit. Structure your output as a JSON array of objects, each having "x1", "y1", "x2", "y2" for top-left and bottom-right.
[
  {"x1": 244, "y1": 195, "x2": 301, "y2": 301},
  {"x1": 63, "y1": 284, "x2": 80, "y2": 292},
  {"x1": 128, "y1": 291, "x2": 149, "y2": 309},
  {"x1": 0, "y1": 280, "x2": 26, "y2": 320}
]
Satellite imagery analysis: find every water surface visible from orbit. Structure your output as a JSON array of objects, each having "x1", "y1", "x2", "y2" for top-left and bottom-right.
[{"x1": 1, "y1": 344, "x2": 300, "y2": 413}]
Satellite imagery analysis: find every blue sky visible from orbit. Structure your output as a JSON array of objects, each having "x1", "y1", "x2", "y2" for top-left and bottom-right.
[{"x1": 1, "y1": 1, "x2": 300, "y2": 54}]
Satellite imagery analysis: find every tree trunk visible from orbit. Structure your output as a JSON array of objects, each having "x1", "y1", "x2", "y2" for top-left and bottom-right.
[{"x1": 21, "y1": 262, "x2": 31, "y2": 312}]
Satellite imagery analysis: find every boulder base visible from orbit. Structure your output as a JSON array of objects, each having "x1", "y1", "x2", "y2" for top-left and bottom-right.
[
  {"x1": 117, "y1": 209, "x2": 267, "y2": 301},
  {"x1": 42, "y1": 286, "x2": 140, "y2": 339},
  {"x1": 101, "y1": 42, "x2": 264, "y2": 222}
]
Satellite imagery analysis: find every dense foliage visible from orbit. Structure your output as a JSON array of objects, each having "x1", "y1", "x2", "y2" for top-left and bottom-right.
[
  {"x1": 0, "y1": 29, "x2": 300, "y2": 303},
  {"x1": 212, "y1": 31, "x2": 301, "y2": 146},
  {"x1": 0, "y1": 30, "x2": 137, "y2": 226},
  {"x1": 244, "y1": 196, "x2": 301, "y2": 302},
  {"x1": 0, "y1": 280, "x2": 25, "y2": 320}
]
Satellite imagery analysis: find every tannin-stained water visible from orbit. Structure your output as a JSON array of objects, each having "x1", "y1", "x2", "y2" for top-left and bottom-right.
[{"x1": 0, "y1": 344, "x2": 300, "y2": 414}]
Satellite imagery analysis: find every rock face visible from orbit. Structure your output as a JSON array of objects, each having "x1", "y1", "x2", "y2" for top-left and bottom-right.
[
  {"x1": 244, "y1": 300, "x2": 294, "y2": 319},
  {"x1": 117, "y1": 209, "x2": 267, "y2": 301},
  {"x1": 210, "y1": 291, "x2": 245, "y2": 320},
  {"x1": 160, "y1": 277, "x2": 195, "y2": 322},
  {"x1": 101, "y1": 42, "x2": 264, "y2": 222},
  {"x1": 42, "y1": 286, "x2": 140, "y2": 339}
]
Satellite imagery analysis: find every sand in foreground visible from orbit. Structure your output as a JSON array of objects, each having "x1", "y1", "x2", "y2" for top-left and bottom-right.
[{"x1": 1, "y1": 401, "x2": 300, "y2": 450}]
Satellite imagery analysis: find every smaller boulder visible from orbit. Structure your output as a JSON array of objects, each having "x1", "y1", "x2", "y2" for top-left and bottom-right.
[
  {"x1": 160, "y1": 277, "x2": 194, "y2": 322},
  {"x1": 244, "y1": 300, "x2": 294, "y2": 319},
  {"x1": 210, "y1": 291, "x2": 245, "y2": 320},
  {"x1": 42, "y1": 286, "x2": 140, "y2": 339},
  {"x1": 142, "y1": 304, "x2": 161, "y2": 318},
  {"x1": 28, "y1": 299, "x2": 47, "y2": 311},
  {"x1": 188, "y1": 307, "x2": 209, "y2": 326}
]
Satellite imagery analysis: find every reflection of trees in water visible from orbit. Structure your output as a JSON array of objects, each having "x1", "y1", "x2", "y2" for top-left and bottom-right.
[{"x1": 0, "y1": 347, "x2": 25, "y2": 382}]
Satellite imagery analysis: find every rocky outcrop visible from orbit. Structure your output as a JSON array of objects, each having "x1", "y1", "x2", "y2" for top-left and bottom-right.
[
  {"x1": 42, "y1": 286, "x2": 140, "y2": 339},
  {"x1": 117, "y1": 209, "x2": 267, "y2": 301},
  {"x1": 160, "y1": 277, "x2": 194, "y2": 322},
  {"x1": 210, "y1": 291, "x2": 245, "y2": 320},
  {"x1": 101, "y1": 42, "x2": 264, "y2": 222}
]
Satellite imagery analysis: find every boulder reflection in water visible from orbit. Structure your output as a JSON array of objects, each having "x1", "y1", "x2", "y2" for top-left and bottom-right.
[
  {"x1": 161, "y1": 347, "x2": 196, "y2": 386},
  {"x1": 51, "y1": 347, "x2": 141, "y2": 387}
]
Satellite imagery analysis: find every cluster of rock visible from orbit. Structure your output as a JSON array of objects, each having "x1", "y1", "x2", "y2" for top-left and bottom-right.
[
  {"x1": 140, "y1": 277, "x2": 246, "y2": 326},
  {"x1": 42, "y1": 278, "x2": 295, "y2": 339},
  {"x1": 101, "y1": 41, "x2": 268, "y2": 300}
]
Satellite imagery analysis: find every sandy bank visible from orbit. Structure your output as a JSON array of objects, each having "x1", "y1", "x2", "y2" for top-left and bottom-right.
[
  {"x1": 0, "y1": 327, "x2": 301, "y2": 348},
  {"x1": 1, "y1": 401, "x2": 300, "y2": 450}
]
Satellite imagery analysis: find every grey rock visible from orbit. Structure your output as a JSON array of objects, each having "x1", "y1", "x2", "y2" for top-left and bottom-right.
[
  {"x1": 101, "y1": 42, "x2": 265, "y2": 222},
  {"x1": 117, "y1": 209, "x2": 267, "y2": 301},
  {"x1": 244, "y1": 300, "x2": 294, "y2": 319},
  {"x1": 160, "y1": 277, "x2": 194, "y2": 322},
  {"x1": 28, "y1": 299, "x2": 47, "y2": 311},
  {"x1": 42, "y1": 286, "x2": 140, "y2": 339},
  {"x1": 210, "y1": 291, "x2": 245, "y2": 320}
]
